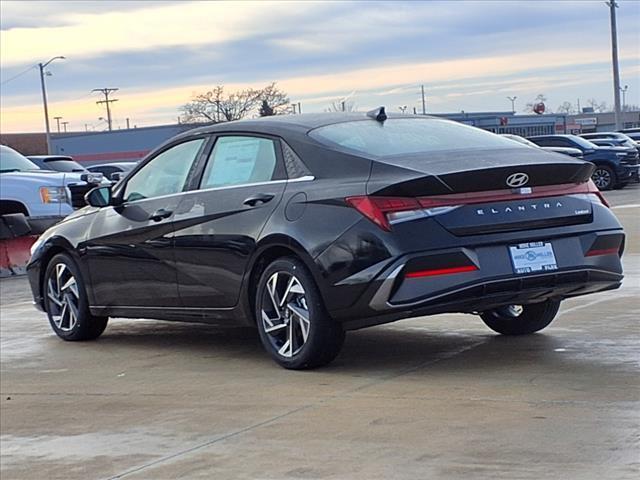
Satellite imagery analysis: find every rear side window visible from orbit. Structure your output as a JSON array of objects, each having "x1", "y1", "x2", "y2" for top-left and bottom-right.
[
  {"x1": 309, "y1": 118, "x2": 525, "y2": 157},
  {"x1": 200, "y1": 136, "x2": 277, "y2": 188}
]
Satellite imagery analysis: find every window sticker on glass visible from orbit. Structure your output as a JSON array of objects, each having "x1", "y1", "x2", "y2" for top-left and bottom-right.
[{"x1": 202, "y1": 136, "x2": 276, "y2": 188}]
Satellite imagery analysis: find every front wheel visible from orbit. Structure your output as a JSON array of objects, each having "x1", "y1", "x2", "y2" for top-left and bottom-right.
[
  {"x1": 43, "y1": 253, "x2": 108, "y2": 341},
  {"x1": 480, "y1": 300, "x2": 561, "y2": 335},
  {"x1": 255, "y1": 257, "x2": 345, "y2": 369},
  {"x1": 591, "y1": 165, "x2": 616, "y2": 191}
]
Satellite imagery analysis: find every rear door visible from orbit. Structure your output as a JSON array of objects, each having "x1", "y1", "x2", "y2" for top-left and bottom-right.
[
  {"x1": 85, "y1": 137, "x2": 208, "y2": 307},
  {"x1": 172, "y1": 134, "x2": 286, "y2": 308}
]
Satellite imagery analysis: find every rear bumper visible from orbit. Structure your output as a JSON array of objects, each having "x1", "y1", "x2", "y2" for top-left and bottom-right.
[{"x1": 333, "y1": 229, "x2": 624, "y2": 330}]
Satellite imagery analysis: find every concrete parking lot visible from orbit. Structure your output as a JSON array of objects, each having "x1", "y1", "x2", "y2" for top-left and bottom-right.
[{"x1": 1, "y1": 184, "x2": 638, "y2": 480}]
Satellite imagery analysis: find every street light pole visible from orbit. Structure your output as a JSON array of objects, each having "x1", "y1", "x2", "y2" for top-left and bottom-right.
[
  {"x1": 507, "y1": 96, "x2": 517, "y2": 113},
  {"x1": 53, "y1": 116, "x2": 63, "y2": 133},
  {"x1": 620, "y1": 85, "x2": 628, "y2": 112},
  {"x1": 606, "y1": 1, "x2": 622, "y2": 130},
  {"x1": 38, "y1": 56, "x2": 65, "y2": 154}
]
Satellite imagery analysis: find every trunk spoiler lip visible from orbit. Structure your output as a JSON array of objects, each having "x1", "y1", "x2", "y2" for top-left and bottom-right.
[{"x1": 389, "y1": 179, "x2": 607, "y2": 208}]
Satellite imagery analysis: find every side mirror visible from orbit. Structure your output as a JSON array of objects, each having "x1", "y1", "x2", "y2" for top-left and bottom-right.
[
  {"x1": 85, "y1": 186, "x2": 112, "y2": 207},
  {"x1": 110, "y1": 172, "x2": 123, "y2": 182}
]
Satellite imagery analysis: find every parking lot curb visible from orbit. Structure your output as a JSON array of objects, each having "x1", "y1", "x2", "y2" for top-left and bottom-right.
[{"x1": 0, "y1": 236, "x2": 36, "y2": 278}]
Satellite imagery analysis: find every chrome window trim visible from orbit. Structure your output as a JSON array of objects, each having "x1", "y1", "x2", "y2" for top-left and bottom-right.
[{"x1": 187, "y1": 175, "x2": 315, "y2": 195}]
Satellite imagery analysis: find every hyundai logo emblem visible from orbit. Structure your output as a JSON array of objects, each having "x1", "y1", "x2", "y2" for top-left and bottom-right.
[{"x1": 506, "y1": 172, "x2": 529, "y2": 188}]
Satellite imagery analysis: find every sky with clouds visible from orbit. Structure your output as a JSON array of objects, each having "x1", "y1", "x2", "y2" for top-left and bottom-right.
[{"x1": 1, "y1": 0, "x2": 639, "y2": 133}]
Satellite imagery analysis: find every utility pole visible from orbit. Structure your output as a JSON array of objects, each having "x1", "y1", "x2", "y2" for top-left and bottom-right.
[
  {"x1": 126, "y1": 117, "x2": 131, "y2": 129},
  {"x1": 421, "y1": 85, "x2": 426, "y2": 115},
  {"x1": 577, "y1": 98, "x2": 581, "y2": 113},
  {"x1": 53, "y1": 116, "x2": 63, "y2": 133},
  {"x1": 606, "y1": 1, "x2": 622, "y2": 130},
  {"x1": 507, "y1": 96, "x2": 517, "y2": 113},
  {"x1": 297, "y1": 102, "x2": 301, "y2": 114},
  {"x1": 92, "y1": 88, "x2": 119, "y2": 131},
  {"x1": 620, "y1": 85, "x2": 628, "y2": 112},
  {"x1": 61, "y1": 121, "x2": 69, "y2": 133},
  {"x1": 38, "y1": 56, "x2": 65, "y2": 154}
]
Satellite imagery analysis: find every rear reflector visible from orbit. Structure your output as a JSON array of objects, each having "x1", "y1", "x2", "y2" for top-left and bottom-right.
[
  {"x1": 585, "y1": 247, "x2": 620, "y2": 257},
  {"x1": 346, "y1": 180, "x2": 608, "y2": 231},
  {"x1": 405, "y1": 265, "x2": 478, "y2": 278}
]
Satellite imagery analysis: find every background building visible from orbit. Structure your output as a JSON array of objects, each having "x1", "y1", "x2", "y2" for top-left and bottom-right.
[{"x1": 567, "y1": 110, "x2": 640, "y2": 133}]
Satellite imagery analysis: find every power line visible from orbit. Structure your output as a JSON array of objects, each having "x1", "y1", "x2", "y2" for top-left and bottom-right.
[
  {"x1": 92, "y1": 88, "x2": 119, "y2": 131},
  {"x1": 1, "y1": 64, "x2": 37, "y2": 86}
]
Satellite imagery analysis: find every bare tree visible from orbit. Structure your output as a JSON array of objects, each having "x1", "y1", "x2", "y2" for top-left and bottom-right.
[
  {"x1": 586, "y1": 98, "x2": 610, "y2": 113},
  {"x1": 524, "y1": 94, "x2": 548, "y2": 113},
  {"x1": 556, "y1": 101, "x2": 575, "y2": 114},
  {"x1": 180, "y1": 83, "x2": 290, "y2": 123},
  {"x1": 260, "y1": 82, "x2": 290, "y2": 115},
  {"x1": 326, "y1": 99, "x2": 356, "y2": 112}
]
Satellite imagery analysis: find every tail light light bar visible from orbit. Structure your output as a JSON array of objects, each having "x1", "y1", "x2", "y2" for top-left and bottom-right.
[{"x1": 346, "y1": 180, "x2": 608, "y2": 231}]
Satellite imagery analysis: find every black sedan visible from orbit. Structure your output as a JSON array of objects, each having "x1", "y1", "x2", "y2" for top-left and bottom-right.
[{"x1": 27, "y1": 112, "x2": 625, "y2": 369}]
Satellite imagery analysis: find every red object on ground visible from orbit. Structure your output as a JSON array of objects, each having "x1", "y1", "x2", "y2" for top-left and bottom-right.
[{"x1": 0, "y1": 236, "x2": 37, "y2": 277}]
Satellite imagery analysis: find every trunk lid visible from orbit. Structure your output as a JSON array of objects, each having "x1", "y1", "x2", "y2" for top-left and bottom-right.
[{"x1": 367, "y1": 148, "x2": 594, "y2": 196}]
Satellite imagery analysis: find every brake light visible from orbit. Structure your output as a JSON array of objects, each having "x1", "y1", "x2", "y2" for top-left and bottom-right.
[
  {"x1": 345, "y1": 196, "x2": 419, "y2": 231},
  {"x1": 345, "y1": 180, "x2": 608, "y2": 231},
  {"x1": 405, "y1": 265, "x2": 478, "y2": 278}
]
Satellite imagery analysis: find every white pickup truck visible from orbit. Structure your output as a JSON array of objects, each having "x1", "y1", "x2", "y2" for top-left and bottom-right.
[{"x1": 0, "y1": 145, "x2": 104, "y2": 234}]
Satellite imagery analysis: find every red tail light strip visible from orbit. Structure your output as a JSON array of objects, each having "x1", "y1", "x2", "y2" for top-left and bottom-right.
[
  {"x1": 405, "y1": 265, "x2": 479, "y2": 278},
  {"x1": 346, "y1": 180, "x2": 608, "y2": 231}
]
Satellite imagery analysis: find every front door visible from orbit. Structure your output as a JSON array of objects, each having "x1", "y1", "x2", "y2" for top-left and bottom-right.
[
  {"x1": 172, "y1": 135, "x2": 286, "y2": 308},
  {"x1": 85, "y1": 138, "x2": 207, "y2": 308}
]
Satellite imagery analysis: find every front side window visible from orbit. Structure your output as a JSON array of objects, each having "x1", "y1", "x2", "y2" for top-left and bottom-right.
[
  {"x1": 123, "y1": 139, "x2": 205, "y2": 202},
  {"x1": 200, "y1": 136, "x2": 277, "y2": 189}
]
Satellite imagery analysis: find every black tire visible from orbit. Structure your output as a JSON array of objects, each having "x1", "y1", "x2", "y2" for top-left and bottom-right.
[
  {"x1": 591, "y1": 165, "x2": 616, "y2": 191},
  {"x1": 255, "y1": 257, "x2": 345, "y2": 369},
  {"x1": 480, "y1": 300, "x2": 561, "y2": 336},
  {"x1": 43, "y1": 253, "x2": 108, "y2": 341}
]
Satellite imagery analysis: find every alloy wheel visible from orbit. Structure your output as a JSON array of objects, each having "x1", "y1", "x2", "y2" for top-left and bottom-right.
[
  {"x1": 260, "y1": 271, "x2": 311, "y2": 358},
  {"x1": 46, "y1": 263, "x2": 80, "y2": 332},
  {"x1": 592, "y1": 168, "x2": 611, "y2": 189},
  {"x1": 498, "y1": 304, "x2": 524, "y2": 318}
]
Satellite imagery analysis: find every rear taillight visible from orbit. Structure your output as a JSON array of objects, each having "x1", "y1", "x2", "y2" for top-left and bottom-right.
[
  {"x1": 404, "y1": 265, "x2": 478, "y2": 278},
  {"x1": 346, "y1": 180, "x2": 609, "y2": 231},
  {"x1": 345, "y1": 196, "x2": 459, "y2": 231}
]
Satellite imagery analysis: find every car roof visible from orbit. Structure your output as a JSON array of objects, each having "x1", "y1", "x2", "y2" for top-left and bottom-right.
[{"x1": 179, "y1": 112, "x2": 440, "y2": 138}]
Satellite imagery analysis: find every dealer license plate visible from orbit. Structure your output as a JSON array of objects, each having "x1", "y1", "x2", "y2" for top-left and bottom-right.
[{"x1": 509, "y1": 242, "x2": 558, "y2": 274}]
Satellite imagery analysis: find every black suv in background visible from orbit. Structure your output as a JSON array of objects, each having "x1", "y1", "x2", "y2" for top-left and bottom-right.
[{"x1": 528, "y1": 134, "x2": 639, "y2": 190}]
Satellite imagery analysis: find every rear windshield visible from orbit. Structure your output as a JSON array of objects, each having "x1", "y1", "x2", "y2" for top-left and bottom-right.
[
  {"x1": 43, "y1": 159, "x2": 85, "y2": 172},
  {"x1": 309, "y1": 118, "x2": 525, "y2": 157}
]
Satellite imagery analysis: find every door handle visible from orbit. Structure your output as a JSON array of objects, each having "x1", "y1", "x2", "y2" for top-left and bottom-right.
[
  {"x1": 243, "y1": 193, "x2": 275, "y2": 207},
  {"x1": 149, "y1": 208, "x2": 173, "y2": 222}
]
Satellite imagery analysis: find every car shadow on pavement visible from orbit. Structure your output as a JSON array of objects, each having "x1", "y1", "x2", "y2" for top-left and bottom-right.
[{"x1": 92, "y1": 318, "x2": 633, "y2": 380}]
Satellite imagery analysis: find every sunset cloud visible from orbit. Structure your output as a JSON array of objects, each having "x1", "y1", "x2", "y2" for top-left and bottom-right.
[{"x1": 1, "y1": 0, "x2": 638, "y2": 132}]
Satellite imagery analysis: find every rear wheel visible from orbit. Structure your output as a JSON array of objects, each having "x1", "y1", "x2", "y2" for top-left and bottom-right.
[
  {"x1": 44, "y1": 253, "x2": 108, "y2": 341},
  {"x1": 255, "y1": 257, "x2": 345, "y2": 369},
  {"x1": 480, "y1": 300, "x2": 561, "y2": 335},
  {"x1": 591, "y1": 165, "x2": 616, "y2": 191}
]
